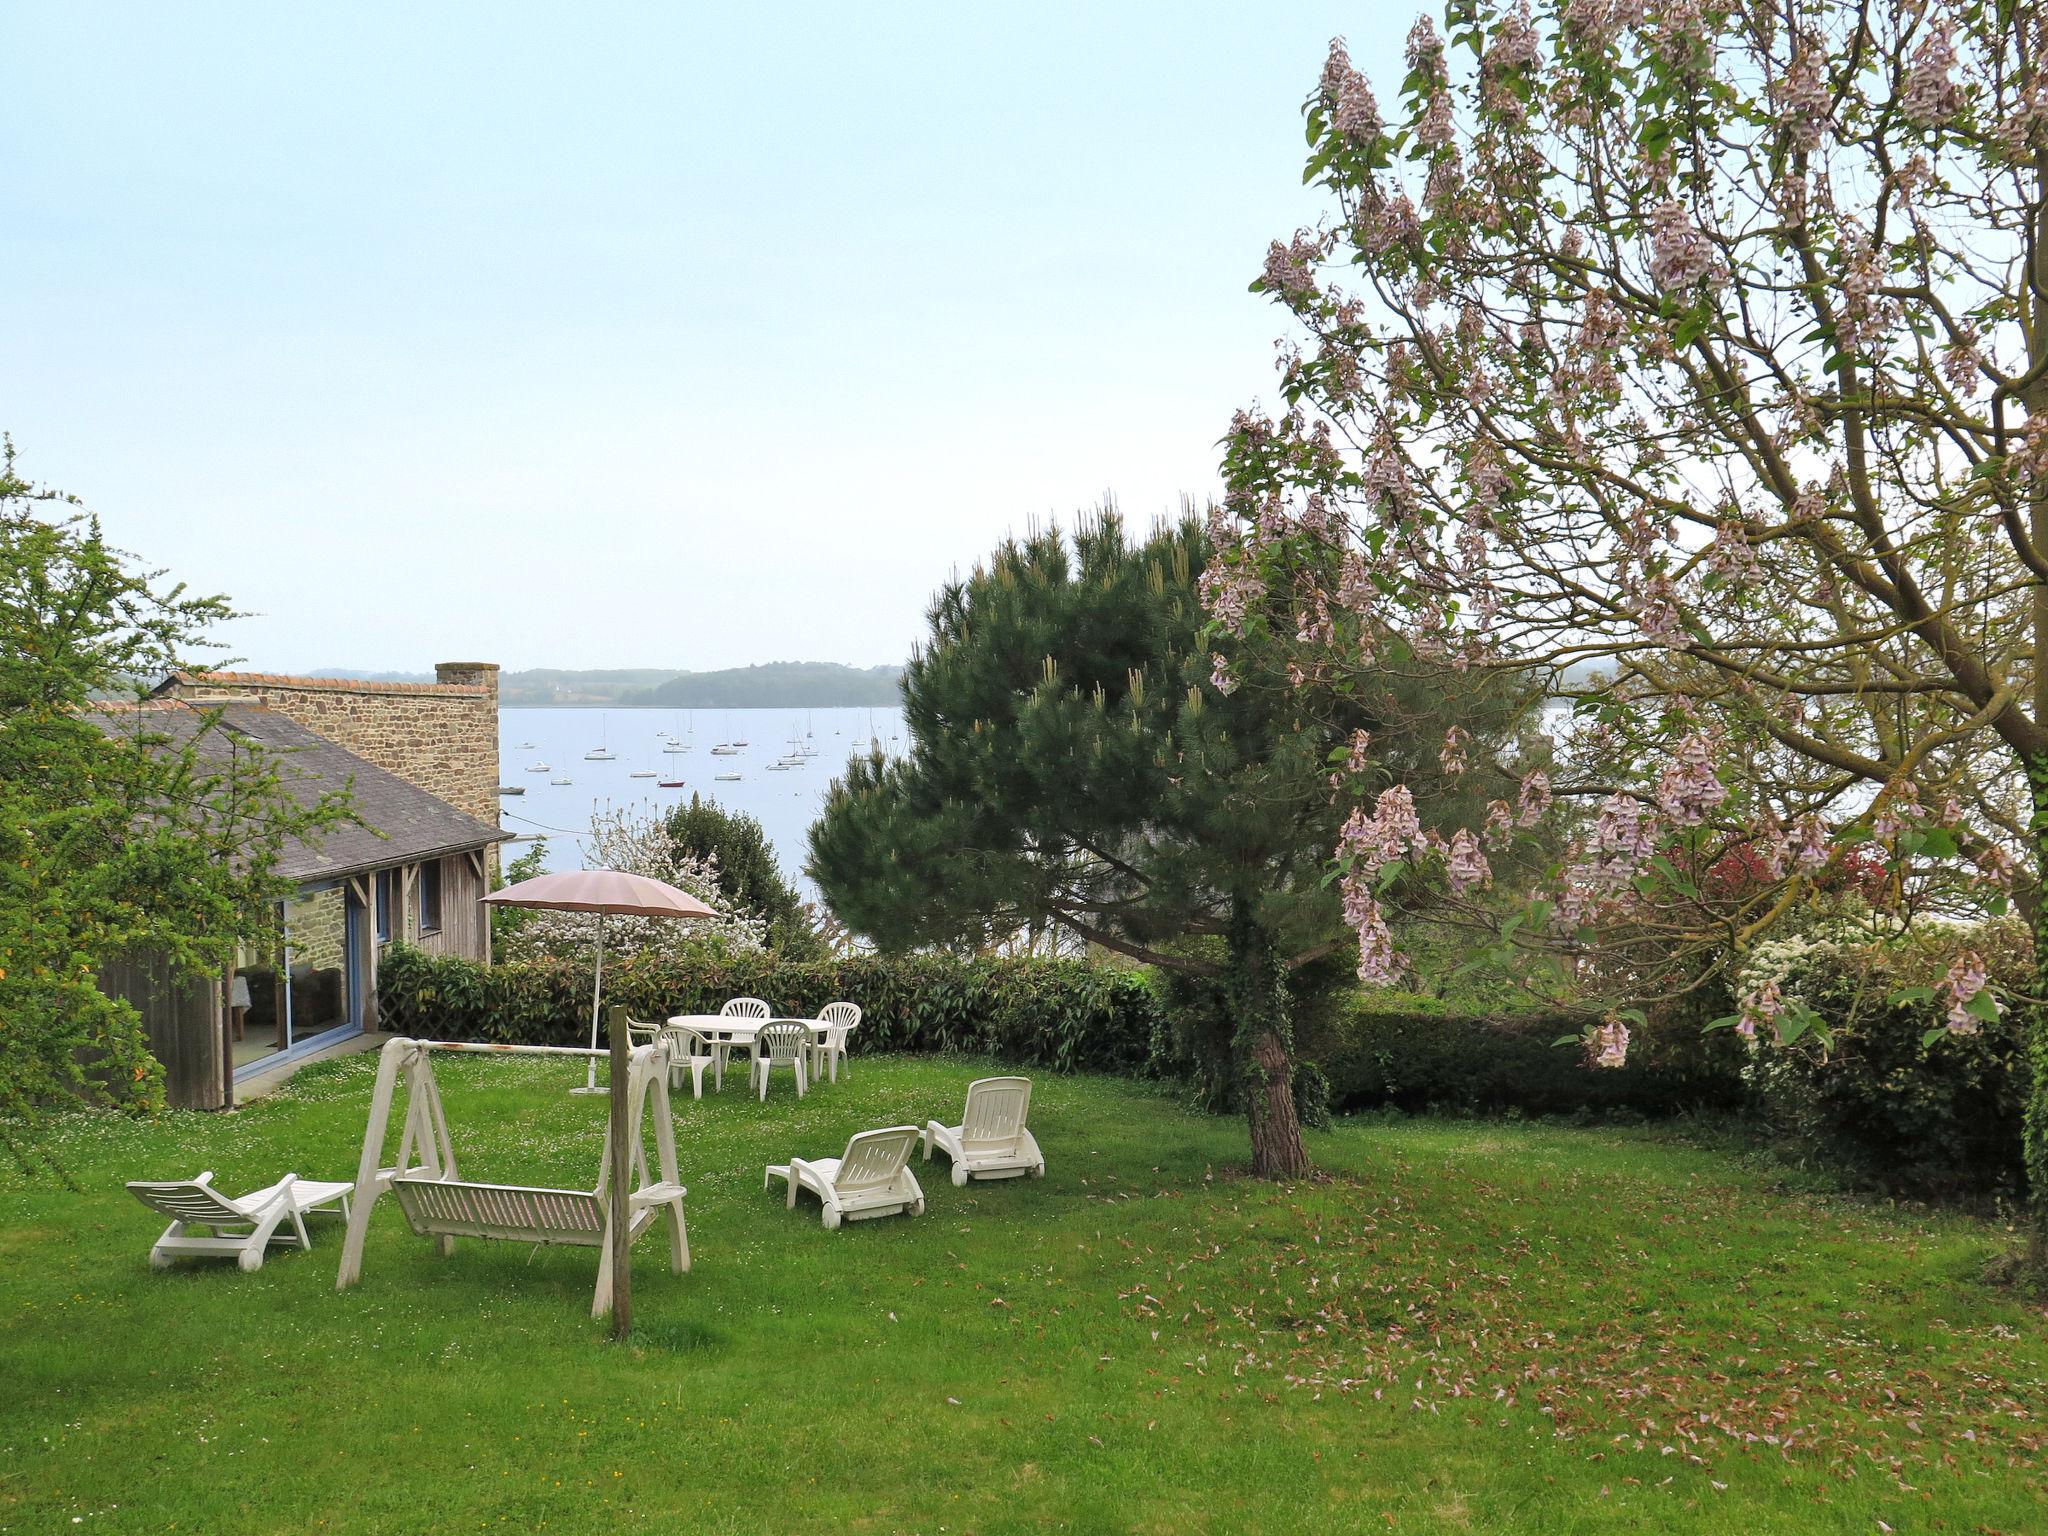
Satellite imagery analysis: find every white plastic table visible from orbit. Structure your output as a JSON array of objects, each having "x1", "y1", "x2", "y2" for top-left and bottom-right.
[{"x1": 664, "y1": 1015, "x2": 833, "y2": 1088}]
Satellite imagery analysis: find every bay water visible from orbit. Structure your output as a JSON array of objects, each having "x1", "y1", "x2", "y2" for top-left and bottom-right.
[{"x1": 496, "y1": 705, "x2": 905, "y2": 894}]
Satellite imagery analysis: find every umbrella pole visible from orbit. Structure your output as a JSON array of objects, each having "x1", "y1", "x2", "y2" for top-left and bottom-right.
[
  {"x1": 607, "y1": 1002, "x2": 631, "y2": 1337},
  {"x1": 574, "y1": 913, "x2": 607, "y2": 1094}
]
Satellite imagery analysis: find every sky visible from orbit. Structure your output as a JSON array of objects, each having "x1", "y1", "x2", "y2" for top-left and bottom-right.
[{"x1": 3, "y1": 3, "x2": 1397, "y2": 674}]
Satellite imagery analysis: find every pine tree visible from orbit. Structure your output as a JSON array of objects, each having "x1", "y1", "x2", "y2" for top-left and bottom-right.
[{"x1": 809, "y1": 508, "x2": 1531, "y2": 1175}]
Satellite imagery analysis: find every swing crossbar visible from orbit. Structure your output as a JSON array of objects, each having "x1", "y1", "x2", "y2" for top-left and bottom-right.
[{"x1": 403, "y1": 1040, "x2": 610, "y2": 1059}]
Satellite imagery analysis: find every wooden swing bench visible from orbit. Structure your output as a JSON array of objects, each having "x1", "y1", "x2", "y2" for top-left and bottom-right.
[
  {"x1": 337, "y1": 1037, "x2": 688, "y2": 1318},
  {"x1": 389, "y1": 1174, "x2": 685, "y2": 1252}
]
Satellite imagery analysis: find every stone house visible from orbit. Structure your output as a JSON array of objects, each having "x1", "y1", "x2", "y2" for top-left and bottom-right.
[{"x1": 98, "y1": 663, "x2": 508, "y2": 1109}]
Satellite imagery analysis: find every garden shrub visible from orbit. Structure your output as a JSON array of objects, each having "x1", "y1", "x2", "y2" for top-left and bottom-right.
[
  {"x1": 1297, "y1": 990, "x2": 1750, "y2": 1120},
  {"x1": 379, "y1": 944, "x2": 1746, "y2": 1123},
  {"x1": 1741, "y1": 921, "x2": 2032, "y2": 1201}
]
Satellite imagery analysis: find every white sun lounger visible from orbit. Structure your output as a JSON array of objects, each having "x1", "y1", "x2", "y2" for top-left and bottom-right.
[
  {"x1": 128, "y1": 1171, "x2": 354, "y2": 1272},
  {"x1": 923, "y1": 1077, "x2": 1044, "y2": 1185},
  {"x1": 766, "y1": 1126, "x2": 925, "y2": 1229}
]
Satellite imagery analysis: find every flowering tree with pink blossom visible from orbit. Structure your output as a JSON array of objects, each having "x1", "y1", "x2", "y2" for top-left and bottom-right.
[{"x1": 1213, "y1": 2, "x2": 2048, "y2": 1248}]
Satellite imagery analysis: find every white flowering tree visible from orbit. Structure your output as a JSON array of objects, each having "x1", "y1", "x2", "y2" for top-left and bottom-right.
[
  {"x1": 501, "y1": 803, "x2": 766, "y2": 962},
  {"x1": 1212, "y1": 1, "x2": 2048, "y2": 1249}
]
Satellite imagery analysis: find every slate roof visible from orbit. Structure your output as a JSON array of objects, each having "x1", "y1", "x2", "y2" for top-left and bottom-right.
[{"x1": 87, "y1": 699, "x2": 507, "y2": 884}]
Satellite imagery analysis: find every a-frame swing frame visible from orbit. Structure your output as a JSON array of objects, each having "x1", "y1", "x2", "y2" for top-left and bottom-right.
[{"x1": 335, "y1": 1037, "x2": 687, "y2": 1318}]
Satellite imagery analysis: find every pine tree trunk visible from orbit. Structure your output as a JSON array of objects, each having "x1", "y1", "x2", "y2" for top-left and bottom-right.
[{"x1": 1225, "y1": 896, "x2": 1311, "y2": 1179}]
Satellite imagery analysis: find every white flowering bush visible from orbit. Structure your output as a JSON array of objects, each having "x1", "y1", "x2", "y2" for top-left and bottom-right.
[{"x1": 500, "y1": 803, "x2": 766, "y2": 963}]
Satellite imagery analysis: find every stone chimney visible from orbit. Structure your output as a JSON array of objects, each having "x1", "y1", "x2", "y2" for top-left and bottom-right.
[{"x1": 434, "y1": 661, "x2": 501, "y2": 700}]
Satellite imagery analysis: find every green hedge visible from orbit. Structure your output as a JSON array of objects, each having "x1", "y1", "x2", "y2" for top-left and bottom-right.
[
  {"x1": 381, "y1": 944, "x2": 1742, "y2": 1121},
  {"x1": 1298, "y1": 991, "x2": 1749, "y2": 1120},
  {"x1": 377, "y1": 945, "x2": 1157, "y2": 1076}
]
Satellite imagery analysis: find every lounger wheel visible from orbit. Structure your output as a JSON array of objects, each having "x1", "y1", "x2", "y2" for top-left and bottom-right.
[
  {"x1": 237, "y1": 1247, "x2": 266, "y2": 1273},
  {"x1": 823, "y1": 1209, "x2": 842, "y2": 1230},
  {"x1": 951, "y1": 1165, "x2": 969, "y2": 1187},
  {"x1": 911, "y1": 1197, "x2": 925, "y2": 1216},
  {"x1": 1029, "y1": 1164, "x2": 1045, "y2": 1178},
  {"x1": 149, "y1": 1247, "x2": 173, "y2": 1270}
]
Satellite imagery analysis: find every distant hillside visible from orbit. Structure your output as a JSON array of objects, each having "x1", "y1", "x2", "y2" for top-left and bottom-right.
[
  {"x1": 309, "y1": 663, "x2": 903, "y2": 707},
  {"x1": 498, "y1": 669, "x2": 687, "y2": 706},
  {"x1": 624, "y1": 662, "x2": 902, "y2": 709}
]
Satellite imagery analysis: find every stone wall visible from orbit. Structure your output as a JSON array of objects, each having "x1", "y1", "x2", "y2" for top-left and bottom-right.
[
  {"x1": 284, "y1": 886, "x2": 347, "y2": 973},
  {"x1": 163, "y1": 662, "x2": 501, "y2": 828}
]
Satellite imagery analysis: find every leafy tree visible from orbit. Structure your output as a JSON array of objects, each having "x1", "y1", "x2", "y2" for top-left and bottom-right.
[
  {"x1": 1215, "y1": 5, "x2": 2048, "y2": 1248},
  {"x1": 0, "y1": 444, "x2": 349, "y2": 1167},
  {"x1": 667, "y1": 794, "x2": 822, "y2": 957},
  {"x1": 490, "y1": 837, "x2": 552, "y2": 948},
  {"x1": 809, "y1": 508, "x2": 1532, "y2": 1175}
]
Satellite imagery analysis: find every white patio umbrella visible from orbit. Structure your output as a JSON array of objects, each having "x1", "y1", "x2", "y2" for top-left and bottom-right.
[{"x1": 483, "y1": 869, "x2": 717, "y2": 1094}]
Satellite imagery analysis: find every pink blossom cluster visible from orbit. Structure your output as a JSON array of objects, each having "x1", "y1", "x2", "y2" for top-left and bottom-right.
[
  {"x1": 1354, "y1": 187, "x2": 1422, "y2": 255},
  {"x1": 1362, "y1": 432, "x2": 1412, "y2": 512},
  {"x1": 1973, "y1": 842, "x2": 2016, "y2": 891},
  {"x1": 1706, "y1": 518, "x2": 1762, "y2": 583},
  {"x1": 1900, "y1": 21, "x2": 1964, "y2": 129},
  {"x1": 1445, "y1": 827, "x2": 1491, "y2": 893},
  {"x1": 1344, "y1": 728, "x2": 1373, "y2": 775},
  {"x1": 1517, "y1": 769, "x2": 1552, "y2": 825},
  {"x1": 1339, "y1": 784, "x2": 1423, "y2": 879},
  {"x1": 1198, "y1": 553, "x2": 1263, "y2": 637},
  {"x1": 1646, "y1": 199, "x2": 1725, "y2": 292},
  {"x1": 1835, "y1": 233, "x2": 1898, "y2": 354},
  {"x1": 1775, "y1": 48, "x2": 1831, "y2": 149},
  {"x1": 1343, "y1": 876, "x2": 1403, "y2": 984},
  {"x1": 1439, "y1": 724, "x2": 1471, "y2": 777},
  {"x1": 1736, "y1": 978, "x2": 1783, "y2": 1042},
  {"x1": 1940, "y1": 332, "x2": 1981, "y2": 390},
  {"x1": 1583, "y1": 793, "x2": 1663, "y2": 891},
  {"x1": 1483, "y1": 798, "x2": 1516, "y2": 848},
  {"x1": 1636, "y1": 573, "x2": 1690, "y2": 649},
  {"x1": 1654, "y1": 730, "x2": 1726, "y2": 827},
  {"x1": 1791, "y1": 812, "x2": 1832, "y2": 871},
  {"x1": 1868, "y1": 781, "x2": 1923, "y2": 845},
  {"x1": 1261, "y1": 233, "x2": 1322, "y2": 299},
  {"x1": 1587, "y1": 1017, "x2": 1630, "y2": 1069},
  {"x1": 1940, "y1": 950, "x2": 1988, "y2": 1034}
]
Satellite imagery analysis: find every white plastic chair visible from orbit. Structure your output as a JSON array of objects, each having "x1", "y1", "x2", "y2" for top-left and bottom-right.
[
  {"x1": 810, "y1": 1001, "x2": 862, "y2": 1084},
  {"x1": 663, "y1": 1024, "x2": 720, "y2": 1098},
  {"x1": 716, "y1": 996, "x2": 771, "y2": 1082},
  {"x1": 128, "y1": 1171, "x2": 354, "y2": 1272},
  {"x1": 765, "y1": 1126, "x2": 925, "y2": 1229},
  {"x1": 751, "y1": 1021, "x2": 810, "y2": 1101},
  {"x1": 924, "y1": 1077, "x2": 1044, "y2": 1186}
]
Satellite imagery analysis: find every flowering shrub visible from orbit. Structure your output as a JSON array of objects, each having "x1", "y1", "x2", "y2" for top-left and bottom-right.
[
  {"x1": 498, "y1": 803, "x2": 765, "y2": 963},
  {"x1": 1741, "y1": 922, "x2": 2033, "y2": 1200}
]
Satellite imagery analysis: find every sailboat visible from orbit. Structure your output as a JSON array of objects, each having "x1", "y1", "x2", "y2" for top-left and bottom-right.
[{"x1": 583, "y1": 714, "x2": 617, "y2": 761}]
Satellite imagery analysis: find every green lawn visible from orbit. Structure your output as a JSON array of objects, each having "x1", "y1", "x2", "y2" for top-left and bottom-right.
[{"x1": 3, "y1": 1053, "x2": 2043, "y2": 1535}]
